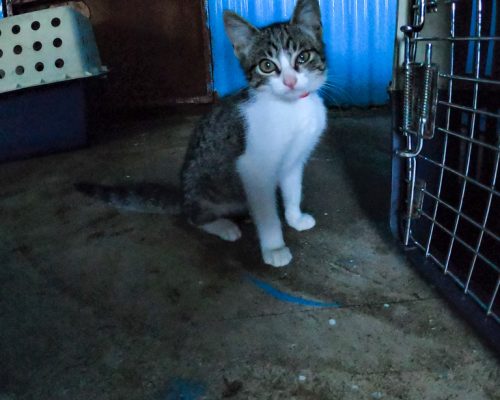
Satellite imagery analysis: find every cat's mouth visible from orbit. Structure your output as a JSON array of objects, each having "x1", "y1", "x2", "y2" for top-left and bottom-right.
[
  {"x1": 279, "y1": 88, "x2": 310, "y2": 100},
  {"x1": 287, "y1": 90, "x2": 310, "y2": 100}
]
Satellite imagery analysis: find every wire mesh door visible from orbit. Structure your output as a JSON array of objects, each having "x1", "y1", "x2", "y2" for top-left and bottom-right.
[{"x1": 391, "y1": 0, "x2": 499, "y2": 352}]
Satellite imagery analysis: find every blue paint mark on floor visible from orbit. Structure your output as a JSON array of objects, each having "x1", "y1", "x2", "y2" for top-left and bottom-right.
[
  {"x1": 164, "y1": 378, "x2": 206, "y2": 400},
  {"x1": 246, "y1": 274, "x2": 341, "y2": 308}
]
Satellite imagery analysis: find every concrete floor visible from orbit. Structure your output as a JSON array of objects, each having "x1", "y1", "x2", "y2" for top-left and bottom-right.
[{"x1": 0, "y1": 108, "x2": 498, "y2": 400}]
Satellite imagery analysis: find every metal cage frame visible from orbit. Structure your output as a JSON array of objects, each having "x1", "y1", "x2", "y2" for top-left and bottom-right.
[{"x1": 391, "y1": 0, "x2": 499, "y2": 352}]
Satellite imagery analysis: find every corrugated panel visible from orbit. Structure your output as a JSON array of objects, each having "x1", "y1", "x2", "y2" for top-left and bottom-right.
[{"x1": 207, "y1": 0, "x2": 397, "y2": 106}]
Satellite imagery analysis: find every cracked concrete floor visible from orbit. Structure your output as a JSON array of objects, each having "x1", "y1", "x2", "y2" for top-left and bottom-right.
[{"x1": 0, "y1": 108, "x2": 498, "y2": 400}]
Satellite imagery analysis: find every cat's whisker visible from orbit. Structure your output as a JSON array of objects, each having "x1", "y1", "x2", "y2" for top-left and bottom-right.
[
  {"x1": 320, "y1": 82, "x2": 354, "y2": 104},
  {"x1": 319, "y1": 90, "x2": 344, "y2": 110},
  {"x1": 319, "y1": 85, "x2": 351, "y2": 106}
]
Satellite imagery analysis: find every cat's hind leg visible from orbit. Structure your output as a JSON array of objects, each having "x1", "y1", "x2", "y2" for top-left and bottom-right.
[
  {"x1": 183, "y1": 199, "x2": 244, "y2": 242},
  {"x1": 200, "y1": 218, "x2": 242, "y2": 242}
]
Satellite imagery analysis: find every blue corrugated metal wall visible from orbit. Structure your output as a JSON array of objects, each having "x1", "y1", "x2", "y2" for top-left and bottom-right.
[{"x1": 207, "y1": 0, "x2": 397, "y2": 106}]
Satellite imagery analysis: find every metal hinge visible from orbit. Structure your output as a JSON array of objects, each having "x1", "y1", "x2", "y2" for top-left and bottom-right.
[
  {"x1": 397, "y1": 43, "x2": 439, "y2": 158},
  {"x1": 411, "y1": 179, "x2": 427, "y2": 219},
  {"x1": 396, "y1": 0, "x2": 439, "y2": 159},
  {"x1": 398, "y1": 0, "x2": 439, "y2": 246}
]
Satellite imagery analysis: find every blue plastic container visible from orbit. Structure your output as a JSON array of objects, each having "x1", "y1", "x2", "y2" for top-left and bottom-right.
[{"x1": 0, "y1": 81, "x2": 87, "y2": 162}]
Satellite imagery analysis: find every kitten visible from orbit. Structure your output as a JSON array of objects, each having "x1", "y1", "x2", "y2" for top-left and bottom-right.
[{"x1": 78, "y1": 0, "x2": 327, "y2": 267}]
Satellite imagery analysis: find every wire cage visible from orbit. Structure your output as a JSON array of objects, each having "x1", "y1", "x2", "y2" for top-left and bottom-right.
[{"x1": 391, "y1": 0, "x2": 499, "y2": 352}]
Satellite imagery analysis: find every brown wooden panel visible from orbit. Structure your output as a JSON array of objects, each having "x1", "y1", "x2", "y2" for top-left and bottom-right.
[{"x1": 86, "y1": 0, "x2": 213, "y2": 109}]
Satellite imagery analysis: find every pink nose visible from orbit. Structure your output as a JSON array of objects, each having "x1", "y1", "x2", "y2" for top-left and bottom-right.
[{"x1": 283, "y1": 75, "x2": 297, "y2": 89}]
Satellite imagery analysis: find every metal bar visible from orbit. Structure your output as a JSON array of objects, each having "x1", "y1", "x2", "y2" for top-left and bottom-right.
[
  {"x1": 438, "y1": 101, "x2": 500, "y2": 120},
  {"x1": 444, "y1": 0, "x2": 483, "y2": 273},
  {"x1": 414, "y1": 238, "x2": 471, "y2": 292},
  {"x1": 436, "y1": 126, "x2": 500, "y2": 152},
  {"x1": 412, "y1": 0, "x2": 426, "y2": 32},
  {"x1": 402, "y1": 128, "x2": 420, "y2": 136},
  {"x1": 415, "y1": 238, "x2": 447, "y2": 270},
  {"x1": 419, "y1": 210, "x2": 499, "y2": 273},
  {"x1": 404, "y1": 156, "x2": 417, "y2": 245},
  {"x1": 487, "y1": 278, "x2": 500, "y2": 316},
  {"x1": 464, "y1": 146, "x2": 500, "y2": 293},
  {"x1": 439, "y1": 73, "x2": 500, "y2": 86},
  {"x1": 417, "y1": 155, "x2": 500, "y2": 197},
  {"x1": 467, "y1": 287, "x2": 500, "y2": 323},
  {"x1": 417, "y1": 237, "x2": 500, "y2": 324},
  {"x1": 425, "y1": 1, "x2": 456, "y2": 257},
  {"x1": 406, "y1": 243, "x2": 500, "y2": 348},
  {"x1": 415, "y1": 238, "x2": 467, "y2": 287},
  {"x1": 413, "y1": 36, "x2": 500, "y2": 42},
  {"x1": 420, "y1": 188, "x2": 500, "y2": 242}
]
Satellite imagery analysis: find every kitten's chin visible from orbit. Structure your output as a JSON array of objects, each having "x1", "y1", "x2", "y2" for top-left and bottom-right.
[
  {"x1": 276, "y1": 88, "x2": 318, "y2": 102},
  {"x1": 254, "y1": 86, "x2": 319, "y2": 102},
  {"x1": 281, "y1": 90, "x2": 312, "y2": 101}
]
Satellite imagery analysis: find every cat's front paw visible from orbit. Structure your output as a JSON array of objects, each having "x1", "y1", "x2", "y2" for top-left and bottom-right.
[
  {"x1": 286, "y1": 212, "x2": 316, "y2": 231},
  {"x1": 262, "y1": 246, "x2": 292, "y2": 267}
]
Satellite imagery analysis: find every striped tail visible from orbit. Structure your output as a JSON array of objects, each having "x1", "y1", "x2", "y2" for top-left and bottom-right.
[{"x1": 75, "y1": 182, "x2": 182, "y2": 215}]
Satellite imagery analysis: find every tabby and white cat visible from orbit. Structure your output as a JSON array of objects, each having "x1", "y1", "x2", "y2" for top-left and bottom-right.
[{"x1": 78, "y1": 0, "x2": 327, "y2": 267}]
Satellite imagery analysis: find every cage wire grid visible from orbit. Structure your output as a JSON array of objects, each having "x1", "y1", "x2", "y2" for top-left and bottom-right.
[{"x1": 398, "y1": 0, "x2": 500, "y2": 332}]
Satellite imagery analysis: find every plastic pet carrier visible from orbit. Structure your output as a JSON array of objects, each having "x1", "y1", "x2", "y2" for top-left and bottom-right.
[{"x1": 0, "y1": 6, "x2": 106, "y2": 162}]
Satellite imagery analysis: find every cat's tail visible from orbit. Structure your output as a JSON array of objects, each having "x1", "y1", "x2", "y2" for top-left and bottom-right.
[{"x1": 75, "y1": 182, "x2": 182, "y2": 215}]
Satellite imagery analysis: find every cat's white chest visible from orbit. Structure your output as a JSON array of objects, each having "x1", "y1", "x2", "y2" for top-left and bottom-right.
[{"x1": 239, "y1": 92, "x2": 327, "y2": 173}]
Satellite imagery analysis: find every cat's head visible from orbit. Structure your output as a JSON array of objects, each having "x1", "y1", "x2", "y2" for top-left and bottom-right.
[{"x1": 223, "y1": 0, "x2": 326, "y2": 101}]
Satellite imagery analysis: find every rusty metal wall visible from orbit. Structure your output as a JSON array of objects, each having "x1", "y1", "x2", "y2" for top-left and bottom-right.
[{"x1": 207, "y1": 0, "x2": 397, "y2": 106}]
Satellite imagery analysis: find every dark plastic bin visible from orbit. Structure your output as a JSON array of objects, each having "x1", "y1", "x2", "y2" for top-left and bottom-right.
[{"x1": 0, "y1": 80, "x2": 88, "y2": 163}]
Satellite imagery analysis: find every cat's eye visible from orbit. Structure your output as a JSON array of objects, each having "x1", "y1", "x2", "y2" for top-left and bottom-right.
[
  {"x1": 258, "y1": 59, "x2": 277, "y2": 74},
  {"x1": 296, "y1": 51, "x2": 311, "y2": 66}
]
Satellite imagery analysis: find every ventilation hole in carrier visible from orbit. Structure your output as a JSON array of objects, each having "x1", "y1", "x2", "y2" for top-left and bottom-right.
[
  {"x1": 0, "y1": 49, "x2": 3, "y2": 58},
  {"x1": 33, "y1": 42, "x2": 42, "y2": 51},
  {"x1": 12, "y1": 25, "x2": 21, "y2": 34},
  {"x1": 15, "y1": 66, "x2": 24, "y2": 75},
  {"x1": 53, "y1": 38, "x2": 63, "y2": 48},
  {"x1": 13, "y1": 45, "x2": 22, "y2": 55},
  {"x1": 35, "y1": 62, "x2": 44, "y2": 72},
  {"x1": 51, "y1": 18, "x2": 61, "y2": 27},
  {"x1": 0, "y1": 70, "x2": 5, "y2": 79},
  {"x1": 55, "y1": 58, "x2": 64, "y2": 68},
  {"x1": 31, "y1": 21, "x2": 41, "y2": 30}
]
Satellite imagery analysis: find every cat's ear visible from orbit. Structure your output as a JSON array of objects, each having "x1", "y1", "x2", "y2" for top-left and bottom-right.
[
  {"x1": 291, "y1": 0, "x2": 322, "y2": 39},
  {"x1": 224, "y1": 11, "x2": 259, "y2": 59}
]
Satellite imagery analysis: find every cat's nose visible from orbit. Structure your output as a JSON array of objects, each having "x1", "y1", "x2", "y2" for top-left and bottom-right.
[{"x1": 283, "y1": 75, "x2": 297, "y2": 89}]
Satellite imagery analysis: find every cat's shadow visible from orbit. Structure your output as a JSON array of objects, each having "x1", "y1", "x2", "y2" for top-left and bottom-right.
[{"x1": 323, "y1": 108, "x2": 393, "y2": 239}]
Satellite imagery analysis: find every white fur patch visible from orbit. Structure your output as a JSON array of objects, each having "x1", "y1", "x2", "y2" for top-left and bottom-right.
[{"x1": 237, "y1": 90, "x2": 327, "y2": 266}]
